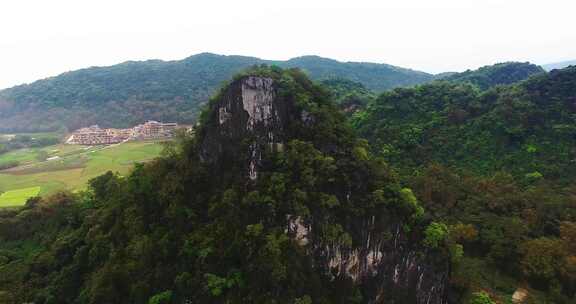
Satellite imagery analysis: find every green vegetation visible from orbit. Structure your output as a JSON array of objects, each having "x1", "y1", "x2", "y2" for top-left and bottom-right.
[
  {"x1": 282, "y1": 55, "x2": 431, "y2": 91},
  {"x1": 321, "y1": 78, "x2": 375, "y2": 114},
  {"x1": 0, "y1": 132, "x2": 60, "y2": 159},
  {"x1": 439, "y1": 62, "x2": 545, "y2": 90},
  {"x1": 0, "y1": 186, "x2": 40, "y2": 207},
  {"x1": 354, "y1": 66, "x2": 576, "y2": 303},
  {"x1": 423, "y1": 222, "x2": 449, "y2": 249},
  {"x1": 0, "y1": 141, "x2": 163, "y2": 197},
  {"x1": 1, "y1": 65, "x2": 575, "y2": 303},
  {"x1": 355, "y1": 66, "x2": 576, "y2": 181},
  {"x1": 0, "y1": 53, "x2": 431, "y2": 132},
  {"x1": 0, "y1": 67, "x2": 438, "y2": 304},
  {"x1": 147, "y1": 290, "x2": 172, "y2": 304},
  {"x1": 469, "y1": 291, "x2": 495, "y2": 304}
]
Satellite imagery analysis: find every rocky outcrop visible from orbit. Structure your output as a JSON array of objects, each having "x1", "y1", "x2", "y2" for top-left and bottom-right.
[
  {"x1": 288, "y1": 215, "x2": 449, "y2": 304},
  {"x1": 200, "y1": 75, "x2": 449, "y2": 304},
  {"x1": 199, "y1": 76, "x2": 293, "y2": 180}
]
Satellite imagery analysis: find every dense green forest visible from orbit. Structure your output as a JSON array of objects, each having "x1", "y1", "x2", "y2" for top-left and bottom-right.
[
  {"x1": 354, "y1": 66, "x2": 576, "y2": 181},
  {"x1": 320, "y1": 78, "x2": 375, "y2": 114},
  {"x1": 1, "y1": 66, "x2": 575, "y2": 304},
  {"x1": 0, "y1": 53, "x2": 431, "y2": 132},
  {"x1": 439, "y1": 62, "x2": 545, "y2": 90},
  {"x1": 354, "y1": 66, "x2": 576, "y2": 302},
  {"x1": 0, "y1": 67, "x2": 446, "y2": 304},
  {"x1": 280, "y1": 56, "x2": 431, "y2": 91}
]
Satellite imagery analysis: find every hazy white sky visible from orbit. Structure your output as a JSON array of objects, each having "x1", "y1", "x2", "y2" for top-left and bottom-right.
[{"x1": 1, "y1": 0, "x2": 575, "y2": 89}]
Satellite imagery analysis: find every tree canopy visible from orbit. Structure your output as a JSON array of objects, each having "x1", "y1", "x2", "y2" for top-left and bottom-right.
[{"x1": 0, "y1": 53, "x2": 431, "y2": 132}]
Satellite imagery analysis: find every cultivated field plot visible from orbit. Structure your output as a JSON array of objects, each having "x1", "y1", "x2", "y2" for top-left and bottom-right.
[
  {"x1": 0, "y1": 141, "x2": 165, "y2": 202},
  {"x1": 0, "y1": 186, "x2": 41, "y2": 207}
]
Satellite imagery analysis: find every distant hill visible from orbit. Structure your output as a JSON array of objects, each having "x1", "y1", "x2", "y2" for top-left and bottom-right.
[
  {"x1": 0, "y1": 67, "x2": 449, "y2": 304},
  {"x1": 440, "y1": 62, "x2": 545, "y2": 90},
  {"x1": 432, "y1": 72, "x2": 458, "y2": 80},
  {"x1": 282, "y1": 55, "x2": 431, "y2": 91},
  {"x1": 353, "y1": 65, "x2": 576, "y2": 303},
  {"x1": 320, "y1": 78, "x2": 375, "y2": 114},
  {"x1": 355, "y1": 65, "x2": 576, "y2": 181},
  {"x1": 0, "y1": 53, "x2": 432, "y2": 132},
  {"x1": 542, "y1": 59, "x2": 576, "y2": 71}
]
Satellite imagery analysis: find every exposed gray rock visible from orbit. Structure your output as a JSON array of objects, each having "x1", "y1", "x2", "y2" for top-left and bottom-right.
[
  {"x1": 199, "y1": 75, "x2": 449, "y2": 304},
  {"x1": 199, "y1": 76, "x2": 293, "y2": 180},
  {"x1": 308, "y1": 216, "x2": 448, "y2": 304}
]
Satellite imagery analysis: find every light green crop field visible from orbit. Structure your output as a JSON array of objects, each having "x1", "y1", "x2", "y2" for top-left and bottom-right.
[
  {"x1": 0, "y1": 186, "x2": 41, "y2": 207},
  {"x1": 0, "y1": 132, "x2": 58, "y2": 142},
  {"x1": 0, "y1": 141, "x2": 165, "y2": 201},
  {"x1": 0, "y1": 148, "x2": 38, "y2": 164},
  {"x1": 0, "y1": 143, "x2": 86, "y2": 166}
]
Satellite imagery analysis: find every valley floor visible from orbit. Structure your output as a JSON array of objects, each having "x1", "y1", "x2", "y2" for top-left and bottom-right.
[{"x1": 0, "y1": 140, "x2": 164, "y2": 206}]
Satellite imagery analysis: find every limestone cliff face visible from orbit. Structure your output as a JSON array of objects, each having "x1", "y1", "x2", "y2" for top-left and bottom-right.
[
  {"x1": 288, "y1": 216, "x2": 449, "y2": 304},
  {"x1": 199, "y1": 75, "x2": 449, "y2": 304},
  {"x1": 199, "y1": 76, "x2": 293, "y2": 180}
]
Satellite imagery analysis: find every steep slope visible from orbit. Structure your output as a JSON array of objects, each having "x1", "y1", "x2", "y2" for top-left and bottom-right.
[
  {"x1": 0, "y1": 68, "x2": 451, "y2": 304},
  {"x1": 353, "y1": 67, "x2": 576, "y2": 303},
  {"x1": 320, "y1": 78, "x2": 375, "y2": 114},
  {"x1": 0, "y1": 53, "x2": 262, "y2": 132},
  {"x1": 543, "y1": 59, "x2": 576, "y2": 71},
  {"x1": 0, "y1": 53, "x2": 432, "y2": 132},
  {"x1": 355, "y1": 66, "x2": 576, "y2": 180},
  {"x1": 440, "y1": 62, "x2": 545, "y2": 90}
]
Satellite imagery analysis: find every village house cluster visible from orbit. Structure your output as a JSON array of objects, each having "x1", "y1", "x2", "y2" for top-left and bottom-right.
[{"x1": 66, "y1": 120, "x2": 178, "y2": 145}]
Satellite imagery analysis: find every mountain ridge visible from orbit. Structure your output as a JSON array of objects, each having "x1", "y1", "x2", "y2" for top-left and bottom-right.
[
  {"x1": 0, "y1": 67, "x2": 449, "y2": 304},
  {"x1": 352, "y1": 65, "x2": 576, "y2": 303},
  {"x1": 0, "y1": 52, "x2": 433, "y2": 132},
  {"x1": 439, "y1": 62, "x2": 545, "y2": 90},
  {"x1": 355, "y1": 65, "x2": 576, "y2": 180}
]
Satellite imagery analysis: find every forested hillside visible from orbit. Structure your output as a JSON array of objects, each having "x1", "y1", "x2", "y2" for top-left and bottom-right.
[
  {"x1": 355, "y1": 66, "x2": 576, "y2": 181},
  {"x1": 0, "y1": 68, "x2": 450, "y2": 304},
  {"x1": 320, "y1": 78, "x2": 375, "y2": 114},
  {"x1": 439, "y1": 62, "x2": 545, "y2": 90},
  {"x1": 1, "y1": 66, "x2": 575, "y2": 304},
  {"x1": 0, "y1": 53, "x2": 431, "y2": 132},
  {"x1": 354, "y1": 66, "x2": 576, "y2": 303},
  {"x1": 282, "y1": 56, "x2": 431, "y2": 91}
]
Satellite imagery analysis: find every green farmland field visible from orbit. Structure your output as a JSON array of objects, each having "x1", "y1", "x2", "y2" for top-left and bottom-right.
[
  {"x1": 0, "y1": 186, "x2": 41, "y2": 207},
  {"x1": 0, "y1": 141, "x2": 165, "y2": 202}
]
